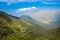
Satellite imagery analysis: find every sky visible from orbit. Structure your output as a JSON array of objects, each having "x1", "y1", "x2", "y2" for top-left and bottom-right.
[
  {"x1": 0, "y1": 0, "x2": 60, "y2": 18},
  {"x1": 0, "y1": 0, "x2": 60, "y2": 13}
]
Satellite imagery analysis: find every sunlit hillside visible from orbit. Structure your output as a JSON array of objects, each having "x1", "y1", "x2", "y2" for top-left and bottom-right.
[{"x1": 0, "y1": 11, "x2": 60, "y2": 40}]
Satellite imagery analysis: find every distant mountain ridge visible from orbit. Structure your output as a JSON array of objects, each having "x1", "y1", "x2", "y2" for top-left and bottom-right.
[{"x1": 20, "y1": 15, "x2": 38, "y2": 23}]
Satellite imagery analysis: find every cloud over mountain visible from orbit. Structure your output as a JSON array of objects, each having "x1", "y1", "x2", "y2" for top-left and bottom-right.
[
  {"x1": 28, "y1": 10, "x2": 60, "y2": 24},
  {"x1": 13, "y1": 7, "x2": 60, "y2": 25},
  {"x1": 11, "y1": 6, "x2": 37, "y2": 16}
]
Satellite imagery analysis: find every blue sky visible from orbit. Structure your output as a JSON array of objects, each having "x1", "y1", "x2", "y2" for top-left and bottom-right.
[{"x1": 0, "y1": 0, "x2": 60, "y2": 13}]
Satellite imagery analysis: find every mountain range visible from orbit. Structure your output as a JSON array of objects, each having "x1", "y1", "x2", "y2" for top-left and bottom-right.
[
  {"x1": 20, "y1": 14, "x2": 60, "y2": 29},
  {"x1": 0, "y1": 11, "x2": 60, "y2": 40}
]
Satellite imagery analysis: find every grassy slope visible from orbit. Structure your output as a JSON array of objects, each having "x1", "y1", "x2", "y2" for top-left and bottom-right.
[{"x1": 0, "y1": 11, "x2": 60, "y2": 40}]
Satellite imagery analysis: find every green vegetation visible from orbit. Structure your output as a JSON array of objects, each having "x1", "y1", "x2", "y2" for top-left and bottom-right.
[{"x1": 0, "y1": 11, "x2": 60, "y2": 40}]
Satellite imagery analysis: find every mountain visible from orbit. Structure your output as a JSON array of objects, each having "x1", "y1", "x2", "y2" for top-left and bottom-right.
[
  {"x1": 20, "y1": 15, "x2": 42, "y2": 26},
  {"x1": 20, "y1": 15, "x2": 58, "y2": 29},
  {"x1": 20, "y1": 15, "x2": 37, "y2": 22},
  {"x1": 0, "y1": 11, "x2": 60, "y2": 40}
]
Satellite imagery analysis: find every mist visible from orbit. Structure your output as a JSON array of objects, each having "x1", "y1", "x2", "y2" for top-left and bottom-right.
[{"x1": 27, "y1": 9, "x2": 60, "y2": 29}]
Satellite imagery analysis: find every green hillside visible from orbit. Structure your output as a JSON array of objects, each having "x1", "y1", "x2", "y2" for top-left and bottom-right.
[{"x1": 0, "y1": 11, "x2": 60, "y2": 40}]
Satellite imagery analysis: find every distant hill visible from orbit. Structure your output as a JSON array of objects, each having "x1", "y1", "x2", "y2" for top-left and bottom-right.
[
  {"x1": 0, "y1": 11, "x2": 60, "y2": 40},
  {"x1": 20, "y1": 15, "x2": 38, "y2": 23}
]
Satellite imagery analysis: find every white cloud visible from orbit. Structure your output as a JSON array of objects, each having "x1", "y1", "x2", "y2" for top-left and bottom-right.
[
  {"x1": 0, "y1": 0, "x2": 40, "y2": 5},
  {"x1": 0, "y1": 0, "x2": 18, "y2": 5},
  {"x1": 16, "y1": 6, "x2": 37, "y2": 12},
  {"x1": 0, "y1": 0, "x2": 60, "y2": 5},
  {"x1": 42, "y1": 0, "x2": 60, "y2": 4}
]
